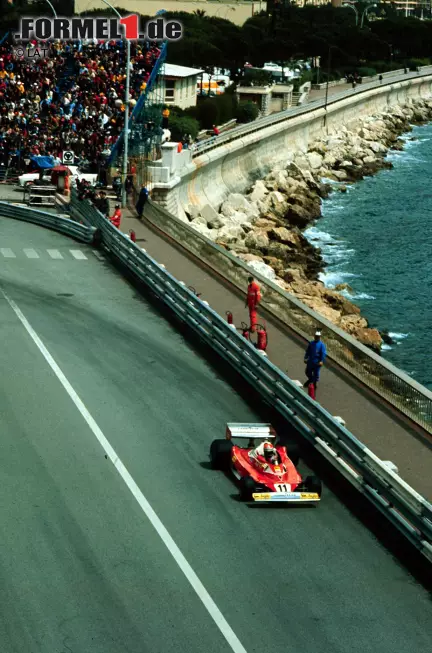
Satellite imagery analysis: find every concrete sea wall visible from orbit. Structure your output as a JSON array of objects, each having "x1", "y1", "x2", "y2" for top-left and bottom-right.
[{"x1": 172, "y1": 76, "x2": 432, "y2": 219}]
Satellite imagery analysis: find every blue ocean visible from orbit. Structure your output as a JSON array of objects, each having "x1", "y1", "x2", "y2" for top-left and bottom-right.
[{"x1": 305, "y1": 123, "x2": 432, "y2": 390}]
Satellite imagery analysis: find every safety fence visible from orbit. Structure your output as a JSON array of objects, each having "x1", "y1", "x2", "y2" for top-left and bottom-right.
[
  {"x1": 0, "y1": 202, "x2": 96, "y2": 243},
  {"x1": 192, "y1": 66, "x2": 432, "y2": 158},
  {"x1": 141, "y1": 199, "x2": 432, "y2": 434},
  {"x1": 64, "y1": 191, "x2": 432, "y2": 563}
]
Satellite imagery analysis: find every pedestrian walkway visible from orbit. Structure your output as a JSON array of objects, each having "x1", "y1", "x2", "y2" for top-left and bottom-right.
[{"x1": 117, "y1": 204, "x2": 432, "y2": 499}]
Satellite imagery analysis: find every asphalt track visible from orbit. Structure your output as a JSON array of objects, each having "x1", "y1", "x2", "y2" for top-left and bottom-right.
[{"x1": 0, "y1": 218, "x2": 431, "y2": 653}]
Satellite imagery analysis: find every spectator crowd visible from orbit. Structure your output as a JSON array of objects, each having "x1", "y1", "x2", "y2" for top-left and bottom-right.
[{"x1": 0, "y1": 38, "x2": 161, "y2": 178}]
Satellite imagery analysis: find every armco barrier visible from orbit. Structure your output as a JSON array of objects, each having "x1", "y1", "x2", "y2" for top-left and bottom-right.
[
  {"x1": 67, "y1": 192, "x2": 432, "y2": 562},
  {"x1": 140, "y1": 199, "x2": 432, "y2": 434},
  {"x1": 0, "y1": 202, "x2": 97, "y2": 243}
]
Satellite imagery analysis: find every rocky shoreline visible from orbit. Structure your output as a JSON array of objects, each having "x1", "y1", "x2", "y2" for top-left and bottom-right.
[{"x1": 184, "y1": 97, "x2": 432, "y2": 352}]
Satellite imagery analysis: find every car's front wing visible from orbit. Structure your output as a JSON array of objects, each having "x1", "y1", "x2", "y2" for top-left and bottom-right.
[{"x1": 252, "y1": 491, "x2": 320, "y2": 503}]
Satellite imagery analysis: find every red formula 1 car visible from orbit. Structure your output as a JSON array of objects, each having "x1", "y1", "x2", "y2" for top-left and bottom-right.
[{"x1": 210, "y1": 423, "x2": 322, "y2": 503}]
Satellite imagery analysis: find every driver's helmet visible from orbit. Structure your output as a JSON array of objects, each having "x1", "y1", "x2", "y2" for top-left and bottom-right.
[{"x1": 263, "y1": 441, "x2": 277, "y2": 464}]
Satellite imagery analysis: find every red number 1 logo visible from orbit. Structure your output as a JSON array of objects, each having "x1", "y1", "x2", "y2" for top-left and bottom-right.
[{"x1": 119, "y1": 14, "x2": 139, "y2": 40}]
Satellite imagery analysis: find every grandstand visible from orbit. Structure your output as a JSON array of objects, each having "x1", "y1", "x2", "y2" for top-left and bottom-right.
[{"x1": 108, "y1": 42, "x2": 167, "y2": 190}]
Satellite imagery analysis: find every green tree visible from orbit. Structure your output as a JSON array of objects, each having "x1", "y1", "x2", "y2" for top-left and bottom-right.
[
  {"x1": 236, "y1": 101, "x2": 259, "y2": 123},
  {"x1": 169, "y1": 115, "x2": 200, "y2": 142}
]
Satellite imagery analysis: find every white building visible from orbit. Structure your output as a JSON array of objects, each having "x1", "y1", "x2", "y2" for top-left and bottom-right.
[{"x1": 162, "y1": 63, "x2": 204, "y2": 110}]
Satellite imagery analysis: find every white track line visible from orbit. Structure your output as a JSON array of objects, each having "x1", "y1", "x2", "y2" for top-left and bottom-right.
[
  {"x1": 0, "y1": 288, "x2": 248, "y2": 653},
  {"x1": 1, "y1": 248, "x2": 16, "y2": 258},
  {"x1": 47, "y1": 249, "x2": 63, "y2": 260},
  {"x1": 23, "y1": 249, "x2": 39, "y2": 259},
  {"x1": 70, "y1": 250, "x2": 88, "y2": 260}
]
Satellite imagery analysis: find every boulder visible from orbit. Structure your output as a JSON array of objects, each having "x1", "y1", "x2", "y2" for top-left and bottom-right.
[
  {"x1": 293, "y1": 154, "x2": 311, "y2": 170},
  {"x1": 221, "y1": 193, "x2": 251, "y2": 215},
  {"x1": 285, "y1": 162, "x2": 305, "y2": 179},
  {"x1": 339, "y1": 314, "x2": 368, "y2": 334},
  {"x1": 246, "y1": 260, "x2": 277, "y2": 281},
  {"x1": 334, "y1": 283, "x2": 353, "y2": 293},
  {"x1": 284, "y1": 203, "x2": 312, "y2": 228},
  {"x1": 266, "y1": 191, "x2": 289, "y2": 218},
  {"x1": 216, "y1": 224, "x2": 245, "y2": 244},
  {"x1": 391, "y1": 140, "x2": 404, "y2": 151},
  {"x1": 192, "y1": 215, "x2": 208, "y2": 227},
  {"x1": 307, "y1": 151, "x2": 323, "y2": 170},
  {"x1": 273, "y1": 171, "x2": 292, "y2": 193},
  {"x1": 344, "y1": 167, "x2": 365, "y2": 182},
  {"x1": 244, "y1": 230, "x2": 270, "y2": 250},
  {"x1": 290, "y1": 280, "x2": 325, "y2": 298},
  {"x1": 323, "y1": 153, "x2": 337, "y2": 167},
  {"x1": 332, "y1": 170, "x2": 348, "y2": 181},
  {"x1": 318, "y1": 183, "x2": 333, "y2": 198},
  {"x1": 356, "y1": 328, "x2": 383, "y2": 352},
  {"x1": 309, "y1": 141, "x2": 327, "y2": 156},
  {"x1": 282, "y1": 268, "x2": 304, "y2": 283},
  {"x1": 300, "y1": 298, "x2": 342, "y2": 324},
  {"x1": 206, "y1": 213, "x2": 224, "y2": 229},
  {"x1": 249, "y1": 180, "x2": 269, "y2": 202},
  {"x1": 236, "y1": 253, "x2": 264, "y2": 264},
  {"x1": 184, "y1": 204, "x2": 200, "y2": 220},
  {"x1": 263, "y1": 256, "x2": 285, "y2": 273},
  {"x1": 302, "y1": 170, "x2": 322, "y2": 194},
  {"x1": 190, "y1": 220, "x2": 212, "y2": 238},
  {"x1": 368, "y1": 141, "x2": 387, "y2": 154},
  {"x1": 254, "y1": 217, "x2": 281, "y2": 230},
  {"x1": 200, "y1": 204, "x2": 219, "y2": 224},
  {"x1": 266, "y1": 241, "x2": 291, "y2": 263},
  {"x1": 268, "y1": 227, "x2": 301, "y2": 247},
  {"x1": 322, "y1": 290, "x2": 361, "y2": 316},
  {"x1": 226, "y1": 210, "x2": 254, "y2": 229}
]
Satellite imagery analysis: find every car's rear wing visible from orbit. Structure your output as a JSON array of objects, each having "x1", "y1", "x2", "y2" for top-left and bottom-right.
[{"x1": 225, "y1": 423, "x2": 277, "y2": 443}]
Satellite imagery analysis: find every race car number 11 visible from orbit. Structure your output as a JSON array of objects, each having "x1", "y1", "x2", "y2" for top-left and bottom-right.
[{"x1": 275, "y1": 484, "x2": 290, "y2": 492}]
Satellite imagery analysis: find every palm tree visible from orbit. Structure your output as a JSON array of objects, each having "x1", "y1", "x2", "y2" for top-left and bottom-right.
[{"x1": 193, "y1": 9, "x2": 207, "y2": 17}]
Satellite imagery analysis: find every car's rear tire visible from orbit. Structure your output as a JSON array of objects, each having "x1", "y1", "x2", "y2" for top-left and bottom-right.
[
  {"x1": 210, "y1": 439, "x2": 233, "y2": 470},
  {"x1": 239, "y1": 476, "x2": 257, "y2": 501},
  {"x1": 304, "y1": 475, "x2": 322, "y2": 497},
  {"x1": 285, "y1": 442, "x2": 300, "y2": 467}
]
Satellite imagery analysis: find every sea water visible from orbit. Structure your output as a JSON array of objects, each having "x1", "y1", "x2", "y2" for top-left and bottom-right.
[{"x1": 305, "y1": 122, "x2": 432, "y2": 390}]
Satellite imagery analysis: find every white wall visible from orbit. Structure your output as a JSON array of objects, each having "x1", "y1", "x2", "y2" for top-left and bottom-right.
[{"x1": 171, "y1": 76, "x2": 199, "y2": 110}]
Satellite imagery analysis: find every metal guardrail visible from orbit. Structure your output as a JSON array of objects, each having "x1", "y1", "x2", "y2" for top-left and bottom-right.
[
  {"x1": 67, "y1": 191, "x2": 432, "y2": 562},
  {"x1": 0, "y1": 202, "x2": 97, "y2": 244},
  {"x1": 142, "y1": 199, "x2": 432, "y2": 434},
  {"x1": 192, "y1": 67, "x2": 432, "y2": 158}
]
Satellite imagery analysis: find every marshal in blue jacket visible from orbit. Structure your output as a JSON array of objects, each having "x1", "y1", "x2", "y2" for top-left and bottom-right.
[{"x1": 304, "y1": 340, "x2": 327, "y2": 366}]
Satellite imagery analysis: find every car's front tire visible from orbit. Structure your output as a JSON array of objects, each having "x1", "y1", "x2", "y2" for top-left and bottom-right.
[
  {"x1": 239, "y1": 476, "x2": 258, "y2": 501},
  {"x1": 304, "y1": 475, "x2": 323, "y2": 497},
  {"x1": 210, "y1": 439, "x2": 233, "y2": 470}
]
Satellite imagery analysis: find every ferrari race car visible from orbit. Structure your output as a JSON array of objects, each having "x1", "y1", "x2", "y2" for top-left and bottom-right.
[{"x1": 210, "y1": 423, "x2": 322, "y2": 503}]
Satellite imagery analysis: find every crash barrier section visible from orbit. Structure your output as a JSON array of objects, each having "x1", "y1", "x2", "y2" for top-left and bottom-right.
[
  {"x1": 192, "y1": 66, "x2": 432, "y2": 158},
  {"x1": 0, "y1": 202, "x2": 97, "y2": 244},
  {"x1": 67, "y1": 192, "x2": 432, "y2": 563},
  {"x1": 135, "y1": 199, "x2": 432, "y2": 435}
]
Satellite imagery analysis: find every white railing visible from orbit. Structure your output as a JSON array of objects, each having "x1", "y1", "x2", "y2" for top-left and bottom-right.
[{"x1": 191, "y1": 67, "x2": 432, "y2": 158}]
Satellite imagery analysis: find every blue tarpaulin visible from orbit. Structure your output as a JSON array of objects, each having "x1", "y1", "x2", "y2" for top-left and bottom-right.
[{"x1": 30, "y1": 155, "x2": 55, "y2": 169}]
